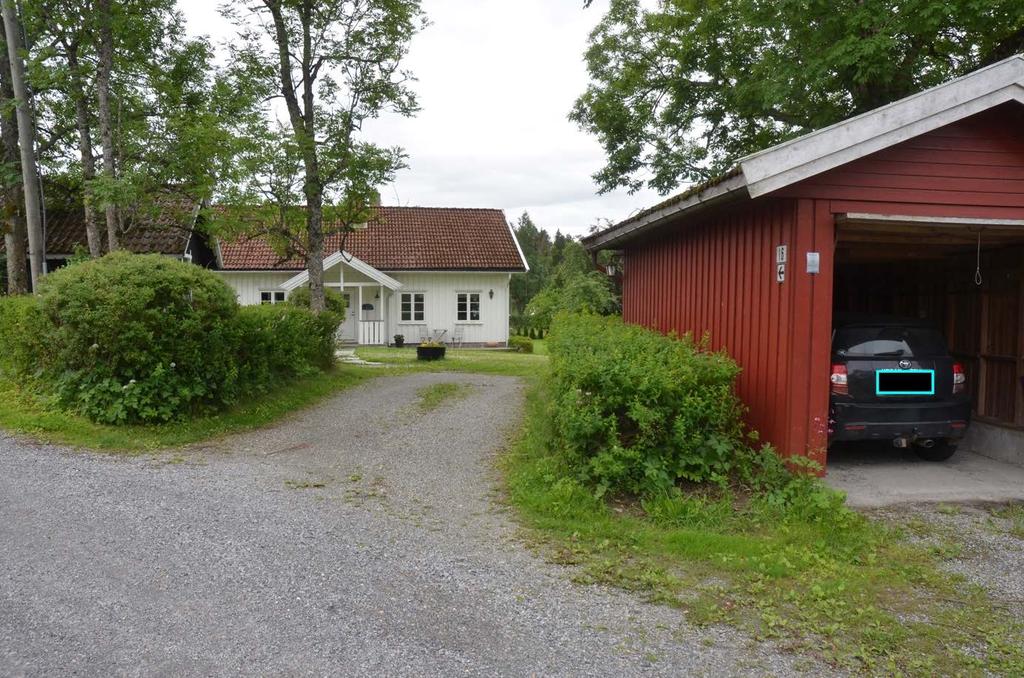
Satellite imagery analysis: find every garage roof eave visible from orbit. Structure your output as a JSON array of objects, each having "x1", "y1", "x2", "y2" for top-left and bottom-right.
[
  {"x1": 836, "y1": 213, "x2": 1024, "y2": 229},
  {"x1": 583, "y1": 173, "x2": 749, "y2": 251}
]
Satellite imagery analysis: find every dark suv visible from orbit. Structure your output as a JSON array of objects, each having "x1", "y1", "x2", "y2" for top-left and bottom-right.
[{"x1": 829, "y1": 316, "x2": 971, "y2": 461}]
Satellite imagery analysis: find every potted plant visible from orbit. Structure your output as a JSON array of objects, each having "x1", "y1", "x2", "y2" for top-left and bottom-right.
[
  {"x1": 393, "y1": 334, "x2": 405, "y2": 348},
  {"x1": 416, "y1": 340, "x2": 446, "y2": 361}
]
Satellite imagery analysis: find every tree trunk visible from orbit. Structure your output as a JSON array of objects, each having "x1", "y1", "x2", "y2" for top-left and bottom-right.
[
  {"x1": 304, "y1": 184, "x2": 325, "y2": 313},
  {"x1": 1, "y1": 0, "x2": 43, "y2": 290},
  {"x1": 264, "y1": 0, "x2": 328, "y2": 312},
  {"x1": 0, "y1": 16, "x2": 26, "y2": 294},
  {"x1": 67, "y1": 41, "x2": 102, "y2": 257},
  {"x1": 95, "y1": 0, "x2": 118, "y2": 251}
]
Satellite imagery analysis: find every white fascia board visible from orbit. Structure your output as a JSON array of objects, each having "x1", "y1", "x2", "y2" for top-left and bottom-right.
[
  {"x1": 584, "y1": 173, "x2": 749, "y2": 251},
  {"x1": 741, "y1": 56, "x2": 1024, "y2": 198},
  {"x1": 506, "y1": 218, "x2": 530, "y2": 272},
  {"x1": 280, "y1": 251, "x2": 403, "y2": 292}
]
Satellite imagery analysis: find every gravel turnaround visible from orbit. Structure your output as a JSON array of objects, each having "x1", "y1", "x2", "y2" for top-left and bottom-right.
[{"x1": 0, "y1": 372, "x2": 815, "y2": 677}]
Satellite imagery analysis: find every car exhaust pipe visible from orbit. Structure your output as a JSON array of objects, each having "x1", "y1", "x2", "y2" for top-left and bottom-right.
[{"x1": 917, "y1": 439, "x2": 936, "y2": 449}]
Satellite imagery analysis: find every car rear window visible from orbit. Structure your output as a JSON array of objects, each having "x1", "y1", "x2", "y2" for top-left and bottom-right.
[{"x1": 833, "y1": 326, "x2": 948, "y2": 357}]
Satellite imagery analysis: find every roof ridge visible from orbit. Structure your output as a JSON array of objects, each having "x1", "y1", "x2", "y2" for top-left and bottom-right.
[{"x1": 377, "y1": 205, "x2": 505, "y2": 212}]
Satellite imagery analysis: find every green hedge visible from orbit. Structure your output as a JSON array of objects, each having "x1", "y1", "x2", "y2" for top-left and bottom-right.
[
  {"x1": 235, "y1": 304, "x2": 340, "y2": 391},
  {"x1": 0, "y1": 294, "x2": 44, "y2": 378},
  {"x1": 33, "y1": 252, "x2": 241, "y2": 423},
  {"x1": 547, "y1": 314, "x2": 744, "y2": 496},
  {"x1": 0, "y1": 252, "x2": 340, "y2": 425},
  {"x1": 508, "y1": 335, "x2": 534, "y2": 353}
]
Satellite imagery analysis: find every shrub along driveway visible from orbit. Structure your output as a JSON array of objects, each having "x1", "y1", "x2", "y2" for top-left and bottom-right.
[{"x1": 0, "y1": 372, "x2": 813, "y2": 677}]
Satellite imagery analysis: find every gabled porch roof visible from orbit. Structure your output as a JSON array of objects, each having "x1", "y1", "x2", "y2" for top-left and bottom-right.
[{"x1": 280, "y1": 251, "x2": 403, "y2": 292}]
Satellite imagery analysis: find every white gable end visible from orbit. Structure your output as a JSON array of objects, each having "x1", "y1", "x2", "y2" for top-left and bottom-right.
[{"x1": 740, "y1": 55, "x2": 1024, "y2": 197}]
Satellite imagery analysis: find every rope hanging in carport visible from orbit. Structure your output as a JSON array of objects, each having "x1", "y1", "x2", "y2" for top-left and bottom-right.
[{"x1": 975, "y1": 229, "x2": 984, "y2": 287}]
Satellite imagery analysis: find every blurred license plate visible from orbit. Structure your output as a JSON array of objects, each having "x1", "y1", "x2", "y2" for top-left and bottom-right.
[{"x1": 876, "y1": 370, "x2": 934, "y2": 396}]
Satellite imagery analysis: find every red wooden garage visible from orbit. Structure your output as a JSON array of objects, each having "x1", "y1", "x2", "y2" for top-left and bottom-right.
[{"x1": 583, "y1": 55, "x2": 1024, "y2": 470}]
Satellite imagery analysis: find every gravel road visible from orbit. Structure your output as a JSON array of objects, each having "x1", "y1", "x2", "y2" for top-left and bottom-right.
[{"x1": 0, "y1": 372, "x2": 815, "y2": 677}]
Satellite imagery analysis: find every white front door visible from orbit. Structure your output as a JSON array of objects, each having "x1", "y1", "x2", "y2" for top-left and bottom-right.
[{"x1": 339, "y1": 293, "x2": 357, "y2": 342}]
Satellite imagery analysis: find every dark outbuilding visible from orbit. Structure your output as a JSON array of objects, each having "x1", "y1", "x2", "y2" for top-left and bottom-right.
[{"x1": 584, "y1": 55, "x2": 1024, "y2": 470}]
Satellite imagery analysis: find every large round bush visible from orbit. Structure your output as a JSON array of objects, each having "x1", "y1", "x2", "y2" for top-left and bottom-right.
[{"x1": 36, "y1": 252, "x2": 241, "y2": 423}]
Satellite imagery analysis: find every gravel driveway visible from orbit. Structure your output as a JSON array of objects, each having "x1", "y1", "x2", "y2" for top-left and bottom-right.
[{"x1": 0, "y1": 372, "x2": 813, "y2": 677}]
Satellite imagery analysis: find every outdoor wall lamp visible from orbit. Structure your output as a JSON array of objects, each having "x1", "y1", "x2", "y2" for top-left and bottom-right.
[{"x1": 489, "y1": 289, "x2": 494, "y2": 299}]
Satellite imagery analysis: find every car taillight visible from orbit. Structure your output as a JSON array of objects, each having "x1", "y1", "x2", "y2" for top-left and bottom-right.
[
  {"x1": 953, "y1": 362, "x2": 966, "y2": 394},
  {"x1": 830, "y1": 364, "x2": 848, "y2": 395}
]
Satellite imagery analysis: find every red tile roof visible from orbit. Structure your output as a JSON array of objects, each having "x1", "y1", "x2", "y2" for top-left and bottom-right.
[{"x1": 217, "y1": 206, "x2": 526, "y2": 272}]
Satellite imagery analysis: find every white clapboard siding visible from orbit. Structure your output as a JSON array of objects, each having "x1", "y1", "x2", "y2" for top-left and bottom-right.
[
  {"x1": 215, "y1": 269, "x2": 514, "y2": 346},
  {"x1": 217, "y1": 272, "x2": 296, "y2": 306},
  {"x1": 386, "y1": 271, "x2": 511, "y2": 345}
]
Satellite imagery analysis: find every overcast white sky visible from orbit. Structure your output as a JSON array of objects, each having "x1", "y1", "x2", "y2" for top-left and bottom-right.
[{"x1": 176, "y1": 0, "x2": 663, "y2": 238}]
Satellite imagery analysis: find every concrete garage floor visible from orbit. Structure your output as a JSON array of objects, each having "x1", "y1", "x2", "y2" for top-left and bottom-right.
[{"x1": 826, "y1": 443, "x2": 1024, "y2": 508}]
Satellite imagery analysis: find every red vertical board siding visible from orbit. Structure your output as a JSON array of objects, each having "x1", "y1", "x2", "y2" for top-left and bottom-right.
[
  {"x1": 621, "y1": 197, "x2": 825, "y2": 459},
  {"x1": 807, "y1": 200, "x2": 836, "y2": 465},
  {"x1": 776, "y1": 106, "x2": 1024, "y2": 218}
]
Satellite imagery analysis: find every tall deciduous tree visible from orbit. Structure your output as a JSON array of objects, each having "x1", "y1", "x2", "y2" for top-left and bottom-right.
[
  {"x1": 22, "y1": 0, "x2": 254, "y2": 253},
  {"x1": 94, "y1": 0, "x2": 116, "y2": 250},
  {"x1": 525, "y1": 240, "x2": 617, "y2": 329},
  {"x1": 223, "y1": 0, "x2": 425, "y2": 312},
  {"x1": 0, "y1": 16, "x2": 27, "y2": 293},
  {"x1": 28, "y1": 0, "x2": 103, "y2": 255},
  {"x1": 1, "y1": 0, "x2": 43, "y2": 289},
  {"x1": 573, "y1": 0, "x2": 1024, "y2": 194}
]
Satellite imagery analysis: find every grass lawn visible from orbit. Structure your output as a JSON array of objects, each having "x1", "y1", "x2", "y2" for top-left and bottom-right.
[
  {"x1": 0, "y1": 347, "x2": 544, "y2": 452},
  {"x1": 0, "y1": 366, "x2": 372, "y2": 453},
  {"x1": 415, "y1": 381, "x2": 473, "y2": 412},
  {"x1": 356, "y1": 345, "x2": 547, "y2": 377},
  {"x1": 500, "y1": 373, "x2": 1024, "y2": 676}
]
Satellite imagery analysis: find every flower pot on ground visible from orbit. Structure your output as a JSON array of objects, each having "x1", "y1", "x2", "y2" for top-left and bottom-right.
[
  {"x1": 416, "y1": 342, "x2": 446, "y2": 361},
  {"x1": 393, "y1": 334, "x2": 405, "y2": 348}
]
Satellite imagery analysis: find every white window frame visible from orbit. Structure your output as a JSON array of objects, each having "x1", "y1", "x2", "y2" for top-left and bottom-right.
[
  {"x1": 456, "y1": 291, "x2": 482, "y2": 323},
  {"x1": 259, "y1": 290, "x2": 287, "y2": 305},
  {"x1": 400, "y1": 291, "x2": 426, "y2": 323}
]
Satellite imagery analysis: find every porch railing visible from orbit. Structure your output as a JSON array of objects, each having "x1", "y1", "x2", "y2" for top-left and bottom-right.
[{"x1": 359, "y1": 321, "x2": 385, "y2": 345}]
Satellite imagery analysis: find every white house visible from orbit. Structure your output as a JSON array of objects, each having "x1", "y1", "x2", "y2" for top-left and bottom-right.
[{"x1": 214, "y1": 207, "x2": 528, "y2": 346}]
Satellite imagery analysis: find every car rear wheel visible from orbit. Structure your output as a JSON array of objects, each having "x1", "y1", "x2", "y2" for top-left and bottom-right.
[{"x1": 914, "y1": 439, "x2": 958, "y2": 462}]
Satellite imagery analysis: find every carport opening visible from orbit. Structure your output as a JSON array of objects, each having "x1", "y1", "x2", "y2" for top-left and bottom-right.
[{"x1": 832, "y1": 215, "x2": 1024, "y2": 442}]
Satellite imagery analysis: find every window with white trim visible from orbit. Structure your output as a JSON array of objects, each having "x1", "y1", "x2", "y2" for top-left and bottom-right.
[
  {"x1": 456, "y1": 292, "x2": 481, "y2": 322},
  {"x1": 401, "y1": 292, "x2": 425, "y2": 322},
  {"x1": 260, "y1": 290, "x2": 286, "y2": 305}
]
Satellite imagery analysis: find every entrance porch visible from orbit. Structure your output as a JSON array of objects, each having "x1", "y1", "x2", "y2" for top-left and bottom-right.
[{"x1": 280, "y1": 251, "x2": 402, "y2": 346}]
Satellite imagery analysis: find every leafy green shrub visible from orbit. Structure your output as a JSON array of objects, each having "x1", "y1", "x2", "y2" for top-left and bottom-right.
[
  {"x1": 287, "y1": 286, "x2": 347, "y2": 316},
  {"x1": 0, "y1": 294, "x2": 45, "y2": 378},
  {"x1": 1, "y1": 253, "x2": 342, "y2": 425},
  {"x1": 234, "y1": 304, "x2": 340, "y2": 391},
  {"x1": 547, "y1": 313, "x2": 744, "y2": 496},
  {"x1": 33, "y1": 252, "x2": 241, "y2": 424},
  {"x1": 509, "y1": 335, "x2": 533, "y2": 353}
]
